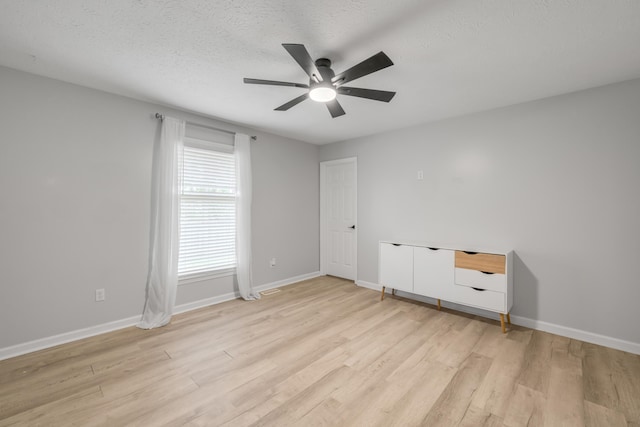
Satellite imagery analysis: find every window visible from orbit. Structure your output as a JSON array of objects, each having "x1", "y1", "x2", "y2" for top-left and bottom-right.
[{"x1": 178, "y1": 137, "x2": 236, "y2": 280}]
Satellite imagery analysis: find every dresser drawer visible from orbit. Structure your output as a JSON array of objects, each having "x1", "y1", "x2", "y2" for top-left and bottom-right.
[
  {"x1": 451, "y1": 284, "x2": 506, "y2": 313},
  {"x1": 455, "y1": 268, "x2": 506, "y2": 293},
  {"x1": 455, "y1": 251, "x2": 505, "y2": 274}
]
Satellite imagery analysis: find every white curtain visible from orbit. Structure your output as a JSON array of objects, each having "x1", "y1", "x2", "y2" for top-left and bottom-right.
[
  {"x1": 235, "y1": 133, "x2": 260, "y2": 300},
  {"x1": 138, "y1": 117, "x2": 185, "y2": 329}
]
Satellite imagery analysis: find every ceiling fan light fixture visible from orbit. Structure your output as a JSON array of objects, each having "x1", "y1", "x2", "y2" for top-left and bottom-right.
[
  {"x1": 309, "y1": 84, "x2": 337, "y2": 102},
  {"x1": 244, "y1": 44, "x2": 395, "y2": 117}
]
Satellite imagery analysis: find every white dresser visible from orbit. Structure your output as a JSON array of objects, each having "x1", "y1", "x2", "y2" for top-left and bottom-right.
[{"x1": 379, "y1": 241, "x2": 513, "y2": 332}]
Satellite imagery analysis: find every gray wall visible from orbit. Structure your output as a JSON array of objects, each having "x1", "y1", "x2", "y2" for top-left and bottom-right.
[
  {"x1": 320, "y1": 78, "x2": 640, "y2": 345},
  {"x1": 0, "y1": 66, "x2": 319, "y2": 349}
]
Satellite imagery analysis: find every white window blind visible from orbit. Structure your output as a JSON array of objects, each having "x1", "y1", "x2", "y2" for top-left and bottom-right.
[{"x1": 178, "y1": 141, "x2": 236, "y2": 278}]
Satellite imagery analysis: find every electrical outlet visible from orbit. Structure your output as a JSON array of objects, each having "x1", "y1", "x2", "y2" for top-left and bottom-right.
[
  {"x1": 95, "y1": 288, "x2": 105, "y2": 302},
  {"x1": 417, "y1": 170, "x2": 424, "y2": 180},
  {"x1": 270, "y1": 257, "x2": 276, "y2": 268}
]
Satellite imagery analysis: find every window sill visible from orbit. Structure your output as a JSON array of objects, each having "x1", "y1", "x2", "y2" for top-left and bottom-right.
[{"x1": 179, "y1": 267, "x2": 236, "y2": 285}]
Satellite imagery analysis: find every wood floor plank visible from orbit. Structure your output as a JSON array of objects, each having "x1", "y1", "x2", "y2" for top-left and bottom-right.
[
  {"x1": 91, "y1": 347, "x2": 171, "y2": 383},
  {"x1": 198, "y1": 348, "x2": 351, "y2": 426},
  {"x1": 515, "y1": 330, "x2": 556, "y2": 394},
  {"x1": 506, "y1": 326, "x2": 534, "y2": 346},
  {"x1": 330, "y1": 315, "x2": 460, "y2": 424},
  {"x1": 0, "y1": 363, "x2": 96, "y2": 419},
  {"x1": 459, "y1": 404, "x2": 505, "y2": 427},
  {"x1": 338, "y1": 358, "x2": 438, "y2": 426},
  {"x1": 0, "y1": 386, "x2": 103, "y2": 427},
  {"x1": 342, "y1": 313, "x2": 420, "y2": 370},
  {"x1": 97, "y1": 353, "x2": 200, "y2": 399},
  {"x1": 125, "y1": 384, "x2": 235, "y2": 427},
  {"x1": 543, "y1": 366, "x2": 584, "y2": 426},
  {"x1": 584, "y1": 400, "x2": 628, "y2": 427},
  {"x1": 1, "y1": 276, "x2": 639, "y2": 426},
  {"x1": 244, "y1": 365, "x2": 354, "y2": 426},
  {"x1": 472, "y1": 322, "x2": 511, "y2": 359},
  {"x1": 472, "y1": 337, "x2": 527, "y2": 418},
  {"x1": 81, "y1": 375, "x2": 200, "y2": 426},
  {"x1": 0, "y1": 326, "x2": 149, "y2": 385},
  {"x1": 421, "y1": 352, "x2": 493, "y2": 426},
  {"x1": 375, "y1": 360, "x2": 457, "y2": 427},
  {"x1": 583, "y1": 342, "x2": 640, "y2": 424},
  {"x1": 297, "y1": 397, "x2": 343, "y2": 426},
  {"x1": 435, "y1": 318, "x2": 488, "y2": 368},
  {"x1": 503, "y1": 383, "x2": 546, "y2": 427},
  {"x1": 330, "y1": 319, "x2": 449, "y2": 411},
  {"x1": 384, "y1": 313, "x2": 453, "y2": 382},
  {"x1": 610, "y1": 348, "x2": 640, "y2": 424}
]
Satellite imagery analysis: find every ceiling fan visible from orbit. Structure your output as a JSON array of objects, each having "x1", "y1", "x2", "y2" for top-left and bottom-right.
[{"x1": 244, "y1": 44, "x2": 396, "y2": 118}]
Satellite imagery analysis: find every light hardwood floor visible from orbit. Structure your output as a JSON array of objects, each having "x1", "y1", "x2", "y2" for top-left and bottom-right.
[{"x1": 1, "y1": 276, "x2": 639, "y2": 426}]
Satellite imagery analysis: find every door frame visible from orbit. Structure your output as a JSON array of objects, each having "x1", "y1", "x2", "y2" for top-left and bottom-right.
[{"x1": 320, "y1": 157, "x2": 357, "y2": 280}]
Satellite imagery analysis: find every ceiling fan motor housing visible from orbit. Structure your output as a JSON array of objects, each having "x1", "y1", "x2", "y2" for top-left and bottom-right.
[{"x1": 313, "y1": 58, "x2": 335, "y2": 84}]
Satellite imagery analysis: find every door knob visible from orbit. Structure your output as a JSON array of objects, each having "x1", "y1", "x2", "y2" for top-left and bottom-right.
[{"x1": 349, "y1": 225, "x2": 356, "y2": 229}]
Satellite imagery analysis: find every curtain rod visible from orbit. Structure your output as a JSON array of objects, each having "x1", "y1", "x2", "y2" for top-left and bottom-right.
[{"x1": 155, "y1": 113, "x2": 257, "y2": 141}]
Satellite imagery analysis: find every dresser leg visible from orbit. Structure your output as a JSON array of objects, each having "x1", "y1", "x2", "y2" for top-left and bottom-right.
[
  {"x1": 392, "y1": 289, "x2": 396, "y2": 296},
  {"x1": 437, "y1": 299, "x2": 441, "y2": 311},
  {"x1": 500, "y1": 313, "x2": 506, "y2": 333},
  {"x1": 380, "y1": 286, "x2": 386, "y2": 301},
  {"x1": 506, "y1": 313, "x2": 511, "y2": 325}
]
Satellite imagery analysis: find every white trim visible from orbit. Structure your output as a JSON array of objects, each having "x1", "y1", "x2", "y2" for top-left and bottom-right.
[
  {"x1": 507, "y1": 315, "x2": 640, "y2": 356},
  {"x1": 178, "y1": 267, "x2": 236, "y2": 286},
  {"x1": 173, "y1": 290, "x2": 240, "y2": 315},
  {"x1": 355, "y1": 280, "x2": 640, "y2": 355},
  {"x1": 320, "y1": 163, "x2": 326, "y2": 275},
  {"x1": 0, "y1": 315, "x2": 141, "y2": 361},
  {"x1": 254, "y1": 271, "x2": 323, "y2": 293},
  {"x1": 320, "y1": 157, "x2": 358, "y2": 280},
  {"x1": 0, "y1": 271, "x2": 322, "y2": 361},
  {"x1": 175, "y1": 270, "x2": 323, "y2": 314},
  {"x1": 356, "y1": 279, "x2": 386, "y2": 292}
]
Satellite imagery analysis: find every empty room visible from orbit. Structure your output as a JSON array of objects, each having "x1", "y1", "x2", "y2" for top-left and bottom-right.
[{"x1": 1, "y1": 1, "x2": 639, "y2": 426}]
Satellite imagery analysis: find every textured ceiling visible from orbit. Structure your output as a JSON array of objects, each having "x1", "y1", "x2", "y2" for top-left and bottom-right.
[{"x1": 1, "y1": 0, "x2": 640, "y2": 144}]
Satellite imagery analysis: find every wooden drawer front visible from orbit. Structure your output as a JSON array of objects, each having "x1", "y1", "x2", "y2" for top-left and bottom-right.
[
  {"x1": 455, "y1": 251, "x2": 505, "y2": 274},
  {"x1": 451, "y1": 285, "x2": 506, "y2": 313},
  {"x1": 455, "y1": 268, "x2": 506, "y2": 293}
]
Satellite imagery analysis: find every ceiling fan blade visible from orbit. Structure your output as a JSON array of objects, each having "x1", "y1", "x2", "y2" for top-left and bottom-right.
[
  {"x1": 326, "y1": 99, "x2": 346, "y2": 118},
  {"x1": 282, "y1": 44, "x2": 322, "y2": 82},
  {"x1": 332, "y1": 51, "x2": 394, "y2": 86},
  {"x1": 337, "y1": 87, "x2": 396, "y2": 102},
  {"x1": 275, "y1": 93, "x2": 309, "y2": 111},
  {"x1": 244, "y1": 78, "x2": 309, "y2": 89}
]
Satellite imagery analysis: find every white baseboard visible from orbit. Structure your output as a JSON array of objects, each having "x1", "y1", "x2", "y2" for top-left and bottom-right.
[
  {"x1": 173, "y1": 291, "x2": 240, "y2": 315},
  {"x1": 173, "y1": 271, "x2": 323, "y2": 314},
  {"x1": 254, "y1": 271, "x2": 323, "y2": 293},
  {"x1": 14, "y1": 272, "x2": 635, "y2": 360},
  {"x1": 355, "y1": 280, "x2": 640, "y2": 355},
  {"x1": 508, "y1": 315, "x2": 640, "y2": 356},
  {"x1": 0, "y1": 271, "x2": 323, "y2": 361},
  {"x1": 0, "y1": 315, "x2": 141, "y2": 361},
  {"x1": 356, "y1": 279, "x2": 386, "y2": 292}
]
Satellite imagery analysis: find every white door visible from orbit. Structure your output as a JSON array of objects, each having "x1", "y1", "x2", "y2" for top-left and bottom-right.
[{"x1": 321, "y1": 158, "x2": 357, "y2": 280}]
